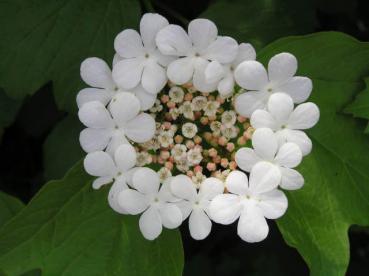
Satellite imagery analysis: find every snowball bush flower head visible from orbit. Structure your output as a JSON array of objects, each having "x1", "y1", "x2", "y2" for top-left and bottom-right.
[{"x1": 77, "y1": 13, "x2": 320, "y2": 242}]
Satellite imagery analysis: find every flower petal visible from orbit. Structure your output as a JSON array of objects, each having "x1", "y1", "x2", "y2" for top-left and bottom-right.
[
  {"x1": 141, "y1": 61, "x2": 167, "y2": 94},
  {"x1": 124, "y1": 113, "x2": 156, "y2": 143},
  {"x1": 132, "y1": 167, "x2": 160, "y2": 195},
  {"x1": 158, "y1": 178, "x2": 180, "y2": 202},
  {"x1": 131, "y1": 85, "x2": 156, "y2": 110},
  {"x1": 189, "y1": 209, "x2": 212, "y2": 240},
  {"x1": 167, "y1": 57, "x2": 194, "y2": 85},
  {"x1": 193, "y1": 60, "x2": 218, "y2": 93},
  {"x1": 268, "y1": 53, "x2": 297, "y2": 83},
  {"x1": 92, "y1": 176, "x2": 113, "y2": 190},
  {"x1": 112, "y1": 53, "x2": 122, "y2": 67},
  {"x1": 234, "y1": 61, "x2": 268, "y2": 90},
  {"x1": 250, "y1": 109, "x2": 278, "y2": 130},
  {"x1": 79, "y1": 128, "x2": 112, "y2": 152},
  {"x1": 280, "y1": 167, "x2": 304, "y2": 190},
  {"x1": 200, "y1": 177, "x2": 224, "y2": 200},
  {"x1": 204, "y1": 36, "x2": 238, "y2": 63},
  {"x1": 235, "y1": 148, "x2": 260, "y2": 172},
  {"x1": 112, "y1": 58, "x2": 144, "y2": 90},
  {"x1": 170, "y1": 174, "x2": 197, "y2": 201},
  {"x1": 105, "y1": 129, "x2": 129, "y2": 155},
  {"x1": 233, "y1": 43, "x2": 256, "y2": 66},
  {"x1": 277, "y1": 76, "x2": 312, "y2": 103},
  {"x1": 109, "y1": 92, "x2": 140, "y2": 126},
  {"x1": 140, "y1": 13, "x2": 169, "y2": 49},
  {"x1": 176, "y1": 200, "x2": 193, "y2": 220},
  {"x1": 205, "y1": 60, "x2": 225, "y2": 83},
  {"x1": 156, "y1": 24, "x2": 192, "y2": 56},
  {"x1": 80, "y1": 57, "x2": 115, "y2": 89},
  {"x1": 114, "y1": 29, "x2": 144, "y2": 58},
  {"x1": 159, "y1": 203, "x2": 182, "y2": 229},
  {"x1": 209, "y1": 194, "x2": 242, "y2": 224},
  {"x1": 83, "y1": 151, "x2": 116, "y2": 177},
  {"x1": 218, "y1": 74, "x2": 234, "y2": 96},
  {"x1": 258, "y1": 189, "x2": 288, "y2": 219},
  {"x1": 108, "y1": 177, "x2": 129, "y2": 214},
  {"x1": 249, "y1": 162, "x2": 281, "y2": 194},
  {"x1": 118, "y1": 188, "x2": 149, "y2": 215},
  {"x1": 226, "y1": 170, "x2": 248, "y2": 195},
  {"x1": 252, "y1": 128, "x2": 278, "y2": 160},
  {"x1": 275, "y1": 142, "x2": 302, "y2": 168},
  {"x1": 114, "y1": 143, "x2": 137, "y2": 172},
  {"x1": 288, "y1": 102, "x2": 320, "y2": 130},
  {"x1": 76, "y1": 88, "x2": 112, "y2": 108},
  {"x1": 278, "y1": 129, "x2": 312, "y2": 156},
  {"x1": 235, "y1": 91, "x2": 269, "y2": 118},
  {"x1": 188, "y1": 18, "x2": 217, "y2": 50},
  {"x1": 139, "y1": 207, "x2": 162, "y2": 240},
  {"x1": 78, "y1": 101, "x2": 113, "y2": 129},
  {"x1": 237, "y1": 205, "x2": 269, "y2": 243},
  {"x1": 267, "y1": 92, "x2": 294, "y2": 124}
]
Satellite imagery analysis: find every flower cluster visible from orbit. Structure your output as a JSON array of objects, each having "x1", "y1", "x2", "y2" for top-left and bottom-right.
[{"x1": 77, "y1": 13, "x2": 319, "y2": 242}]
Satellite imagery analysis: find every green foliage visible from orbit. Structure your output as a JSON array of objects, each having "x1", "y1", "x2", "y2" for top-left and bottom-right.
[
  {"x1": 258, "y1": 32, "x2": 369, "y2": 276},
  {"x1": 0, "y1": 89, "x2": 22, "y2": 129},
  {"x1": 201, "y1": 0, "x2": 316, "y2": 49},
  {"x1": 0, "y1": 191, "x2": 24, "y2": 228},
  {"x1": 0, "y1": 0, "x2": 141, "y2": 113},
  {"x1": 0, "y1": 162, "x2": 184, "y2": 275}
]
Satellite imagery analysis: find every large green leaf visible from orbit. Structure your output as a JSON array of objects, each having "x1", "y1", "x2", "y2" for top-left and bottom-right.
[
  {"x1": 0, "y1": 162, "x2": 184, "y2": 275},
  {"x1": 0, "y1": 0, "x2": 140, "y2": 113},
  {"x1": 0, "y1": 191, "x2": 24, "y2": 228},
  {"x1": 258, "y1": 32, "x2": 369, "y2": 276},
  {"x1": 201, "y1": 0, "x2": 316, "y2": 49},
  {"x1": 0, "y1": 89, "x2": 22, "y2": 129}
]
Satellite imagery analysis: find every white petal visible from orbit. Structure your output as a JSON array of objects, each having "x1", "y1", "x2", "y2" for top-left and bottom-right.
[
  {"x1": 176, "y1": 200, "x2": 193, "y2": 220},
  {"x1": 193, "y1": 60, "x2": 218, "y2": 93},
  {"x1": 233, "y1": 43, "x2": 256, "y2": 66},
  {"x1": 250, "y1": 109, "x2": 278, "y2": 130},
  {"x1": 140, "y1": 13, "x2": 169, "y2": 49},
  {"x1": 80, "y1": 57, "x2": 115, "y2": 89},
  {"x1": 105, "y1": 129, "x2": 129, "y2": 155},
  {"x1": 275, "y1": 142, "x2": 302, "y2": 168},
  {"x1": 252, "y1": 128, "x2": 278, "y2": 160},
  {"x1": 288, "y1": 102, "x2": 320, "y2": 130},
  {"x1": 79, "y1": 128, "x2": 111, "y2": 152},
  {"x1": 167, "y1": 57, "x2": 194, "y2": 85},
  {"x1": 259, "y1": 189, "x2": 288, "y2": 219},
  {"x1": 108, "y1": 177, "x2": 129, "y2": 214},
  {"x1": 204, "y1": 36, "x2": 238, "y2": 63},
  {"x1": 114, "y1": 29, "x2": 144, "y2": 58},
  {"x1": 249, "y1": 162, "x2": 281, "y2": 194},
  {"x1": 218, "y1": 74, "x2": 234, "y2": 96},
  {"x1": 277, "y1": 76, "x2": 312, "y2": 103},
  {"x1": 76, "y1": 88, "x2": 112, "y2": 109},
  {"x1": 132, "y1": 167, "x2": 160, "y2": 195},
  {"x1": 112, "y1": 58, "x2": 144, "y2": 90},
  {"x1": 109, "y1": 92, "x2": 140, "y2": 126},
  {"x1": 267, "y1": 93, "x2": 294, "y2": 124},
  {"x1": 280, "y1": 167, "x2": 304, "y2": 190},
  {"x1": 112, "y1": 53, "x2": 122, "y2": 67},
  {"x1": 125, "y1": 167, "x2": 140, "y2": 187},
  {"x1": 237, "y1": 205, "x2": 269, "y2": 243},
  {"x1": 188, "y1": 18, "x2": 217, "y2": 50},
  {"x1": 234, "y1": 61, "x2": 268, "y2": 90},
  {"x1": 268, "y1": 53, "x2": 297, "y2": 83},
  {"x1": 159, "y1": 203, "x2": 182, "y2": 229},
  {"x1": 78, "y1": 101, "x2": 113, "y2": 129},
  {"x1": 170, "y1": 174, "x2": 197, "y2": 201},
  {"x1": 200, "y1": 177, "x2": 224, "y2": 200},
  {"x1": 205, "y1": 60, "x2": 225, "y2": 83},
  {"x1": 118, "y1": 188, "x2": 148, "y2": 215},
  {"x1": 235, "y1": 148, "x2": 260, "y2": 172},
  {"x1": 158, "y1": 179, "x2": 180, "y2": 202},
  {"x1": 131, "y1": 85, "x2": 156, "y2": 110},
  {"x1": 92, "y1": 176, "x2": 113, "y2": 190},
  {"x1": 141, "y1": 61, "x2": 167, "y2": 94},
  {"x1": 156, "y1": 24, "x2": 192, "y2": 56},
  {"x1": 83, "y1": 151, "x2": 116, "y2": 177},
  {"x1": 139, "y1": 207, "x2": 162, "y2": 240},
  {"x1": 209, "y1": 194, "x2": 242, "y2": 224},
  {"x1": 124, "y1": 113, "x2": 156, "y2": 143},
  {"x1": 235, "y1": 91, "x2": 269, "y2": 118},
  {"x1": 189, "y1": 209, "x2": 212, "y2": 240},
  {"x1": 281, "y1": 129, "x2": 312, "y2": 156},
  {"x1": 114, "y1": 143, "x2": 137, "y2": 172},
  {"x1": 226, "y1": 170, "x2": 248, "y2": 195}
]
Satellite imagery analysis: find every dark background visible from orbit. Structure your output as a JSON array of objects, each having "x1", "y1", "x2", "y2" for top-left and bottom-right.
[{"x1": 1, "y1": 0, "x2": 369, "y2": 275}]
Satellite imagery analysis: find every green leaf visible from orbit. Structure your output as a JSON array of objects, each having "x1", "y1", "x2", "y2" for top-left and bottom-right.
[
  {"x1": 344, "y1": 77, "x2": 369, "y2": 133},
  {"x1": 0, "y1": 0, "x2": 141, "y2": 113},
  {"x1": 0, "y1": 162, "x2": 184, "y2": 275},
  {"x1": 258, "y1": 32, "x2": 369, "y2": 276},
  {"x1": 0, "y1": 191, "x2": 24, "y2": 228},
  {"x1": 201, "y1": 0, "x2": 316, "y2": 50},
  {"x1": 43, "y1": 115, "x2": 84, "y2": 180},
  {"x1": 0, "y1": 88, "x2": 22, "y2": 129}
]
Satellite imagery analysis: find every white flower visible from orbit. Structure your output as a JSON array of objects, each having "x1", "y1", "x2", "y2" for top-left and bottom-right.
[
  {"x1": 236, "y1": 128, "x2": 304, "y2": 190},
  {"x1": 77, "y1": 58, "x2": 156, "y2": 111},
  {"x1": 170, "y1": 175, "x2": 224, "y2": 240},
  {"x1": 136, "y1": 151, "x2": 152, "y2": 166},
  {"x1": 251, "y1": 93, "x2": 320, "y2": 156},
  {"x1": 210, "y1": 121, "x2": 222, "y2": 135},
  {"x1": 169, "y1": 107, "x2": 180, "y2": 120},
  {"x1": 179, "y1": 101, "x2": 195, "y2": 120},
  {"x1": 221, "y1": 125, "x2": 238, "y2": 139},
  {"x1": 118, "y1": 168, "x2": 182, "y2": 240},
  {"x1": 204, "y1": 101, "x2": 220, "y2": 117},
  {"x1": 234, "y1": 53, "x2": 313, "y2": 117},
  {"x1": 221, "y1": 111, "x2": 237, "y2": 127},
  {"x1": 169, "y1": 86, "x2": 185, "y2": 103},
  {"x1": 158, "y1": 167, "x2": 172, "y2": 183},
  {"x1": 78, "y1": 93, "x2": 155, "y2": 154},
  {"x1": 187, "y1": 147, "x2": 203, "y2": 165},
  {"x1": 171, "y1": 144, "x2": 187, "y2": 161},
  {"x1": 158, "y1": 131, "x2": 174, "y2": 148},
  {"x1": 205, "y1": 43, "x2": 256, "y2": 96},
  {"x1": 112, "y1": 13, "x2": 172, "y2": 94},
  {"x1": 192, "y1": 96, "x2": 207, "y2": 111},
  {"x1": 209, "y1": 163, "x2": 287, "y2": 242},
  {"x1": 182, "y1": 122, "x2": 198, "y2": 138},
  {"x1": 156, "y1": 18, "x2": 238, "y2": 92}
]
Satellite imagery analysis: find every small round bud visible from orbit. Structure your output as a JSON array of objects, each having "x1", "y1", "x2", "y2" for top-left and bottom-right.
[
  {"x1": 208, "y1": 148, "x2": 218, "y2": 157},
  {"x1": 161, "y1": 95, "x2": 169, "y2": 104},
  {"x1": 218, "y1": 136, "x2": 227, "y2": 146},
  {"x1": 174, "y1": 135, "x2": 184, "y2": 144},
  {"x1": 229, "y1": 161, "x2": 237, "y2": 170},
  {"x1": 167, "y1": 101, "x2": 176, "y2": 109},
  {"x1": 207, "y1": 162, "x2": 216, "y2": 171},
  {"x1": 194, "y1": 135, "x2": 202, "y2": 144},
  {"x1": 220, "y1": 158, "x2": 229, "y2": 168},
  {"x1": 226, "y1": 142, "x2": 235, "y2": 152}
]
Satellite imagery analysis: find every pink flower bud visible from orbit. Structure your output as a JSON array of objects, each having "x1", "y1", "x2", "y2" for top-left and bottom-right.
[
  {"x1": 237, "y1": 136, "x2": 247, "y2": 145},
  {"x1": 226, "y1": 142, "x2": 235, "y2": 152},
  {"x1": 200, "y1": 117, "x2": 209, "y2": 125},
  {"x1": 165, "y1": 161, "x2": 173, "y2": 170},
  {"x1": 161, "y1": 95, "x2": 169, "y2": 103},
  {"x1": 208, "y1": 148, "x2": 218, "y2": 157},
  {"x1": 229, "y1": 161, "x2": 237, "y2": 170},
  {"x1": 184, "y1": 93, "x2": 193, "y2": 101},
  {"x1": 194, "y1": 165, "x2": 203, "y2": 173},
  {"x1": 167, "y1": 101, "x2": 176, "y2": 109},
  {"x1": 160, "y1": 150, "x2": 170, "y2": 160},
  {"x1": 237, "y1": 115, "x2": 246, "y2": 123},
  {"x1": 220, "y1": 158, "x2": 229, "y2": 168},
  {"x1": 186, "y1": 140, "x2": 195, "y2": 149},
  {"x1": 218, "y1": 136, "x2": 227, "y2": 146},
  {"x1": 207, "y1": 162, "x2": 216, "y2": 171},
  {"x1": 194, "y1": 135, "x2": 202, "y2": 144}
]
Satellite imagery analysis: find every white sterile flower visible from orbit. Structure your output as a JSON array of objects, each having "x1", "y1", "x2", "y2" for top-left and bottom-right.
[
  {"x1": 234, "y1": 53, "x2": 313, "y2": 117},
  {"x1": 77, "y1": 58, "x2": 156, "y2": 111},
  {"x1": 136, "y1": 151, "x2": 152, "y2": 166},
  {"x1": 221, "y1": 125, "x2": 238, "y2": 139},
  {"x1": 204, "y1": 101, "x2": 220, "y2": 117},
  {"x1": 182, "y1": 122, "x2": 198, "y2": 138},
  {"x1": 112, "y1": 13, "x2": 172, "y2": 94},
  {"x1": 251, "y1": 93, "x2": 320, "y2": 156},
  {"x1": 210, "y1": 121, "x2": 222, "y2": 135},
  {"x1": 236, "y1": 128, "x2": 304, "y2": 190},
  {"x1": 158, "y1": 131, "x2": 174, "y2": 148},
  {"x1": 170, "y1": 175, "x2": 224, "y2": 240},
  {"x1": 158, "y1": 167, "x2": 172, "y2": 183},
  {"x1": 169, "y1": 86, "x2": 185, "y2": 103},
  {"x1": 192, "y1": 96, "x2": 207, "y2": 111},
  {"x1": 187, "y1": 147, "x2": 203, "y2": 165},
  {"x1": 156, "y1": 18, "x2": 238, "y2": 92},
  {"x1": 179, "y1": 101, "x2": 195, "y2": 120},
  {"x1": 205, "y1": 43, "x2": 256, "y2": 96},
  {"x1": 118, "y1": 168, "x2": 182, "y2": 240},
  {"x1": 209, "y1": 163, "x2": 287, "y2": 243},
  {"x1": 171, "y1": 144, "x2": 187, "y2": 161},
  {"x1": 221, "y1": 111, "x2": 237, "y2": 127},
  {"x1": 78, "y1": 93, "x2": 155, "y2": 154}
]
